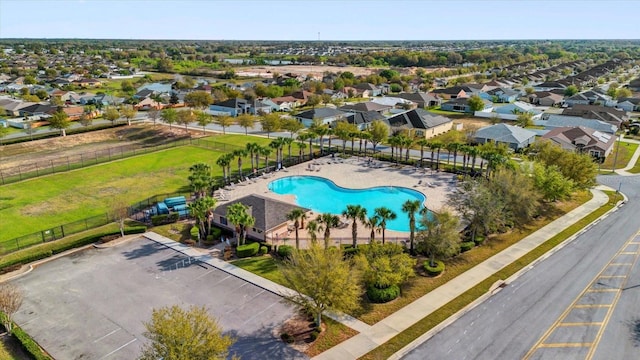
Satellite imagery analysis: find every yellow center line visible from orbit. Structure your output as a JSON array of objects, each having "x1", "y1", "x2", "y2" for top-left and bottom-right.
[
  {"x1": 558, "y1": 322, "x2": 603, "y2": 326},
  {"x1": 574, "y1": 304, "x2": 612, "y2": 308},
  {"x1": 539, "y1": 342, "x2": 592, "y2": 348}
]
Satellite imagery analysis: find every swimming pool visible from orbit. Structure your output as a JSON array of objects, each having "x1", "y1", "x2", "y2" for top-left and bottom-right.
[{"x1": 268, "y1": 176, "x2": 426, "y2": 232}]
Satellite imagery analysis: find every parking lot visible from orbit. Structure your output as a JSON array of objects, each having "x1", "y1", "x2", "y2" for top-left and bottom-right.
[{"x1": 11, "y1": 237, "x2": 305, "y2": 359}]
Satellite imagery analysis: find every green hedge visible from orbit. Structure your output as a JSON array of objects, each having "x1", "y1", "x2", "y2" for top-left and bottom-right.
[
  {"x1": 190, "y1": 226, "x2": 200, "y2": 241},
  {"x1": 236, "y1": 242, "x2": 260, "y2": 258},
  {"x1": 0, "y1": 226, "x2": 147, "y2": 272},
  {"x1": 0, "y1": 312, "x2": 53, "y2": 360},
  {"x1": 366, "y1": 284, "x2": 400, "y2": 303},
  {"x1": 210, "y1": 227, "x2": 222, "y2": 240},
  {"x1": 343, "y1": 247, "x2": 360, "y2": 258},
  {"x1": 460, "y1": 241, "x2": 476, "y2": 253},
  {"x1": 259, "y1": 242, "x2": 272, "y2": 253},
  {"x1": 151, "y1": 213, "x2": 179, "y2": 226},
  {"x1": 474, "y1": 236, "x2": 485, "y2": 245},
  {"x1": 277, "y1": 245, "x2": 293, "y2": 258},
  {"x1": 424, "y1": 260, "x2": 445, "y2": 276}
]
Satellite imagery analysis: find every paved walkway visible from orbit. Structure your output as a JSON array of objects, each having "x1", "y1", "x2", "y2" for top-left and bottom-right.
[
  {"x1": 146, "y1": 187, "x2": 610, "y2": 360},
  {"x1": 312, "y1": 188, "x2": 610, "y2": 360},
  {"x1": 615, "y1": 137, "x2": 640, "y2": 176}
]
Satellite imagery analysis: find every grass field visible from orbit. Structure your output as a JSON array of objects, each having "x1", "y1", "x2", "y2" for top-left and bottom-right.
[
  {"x1": 0, "y1": 146, "x2": 224, "y2": 242},
  {"x1": 601, "y1": 141, "x2": 638, "y2": 170}
]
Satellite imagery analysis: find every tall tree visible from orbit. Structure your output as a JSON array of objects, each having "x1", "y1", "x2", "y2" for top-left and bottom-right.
[
  {"x1": 215, "y1": 154, "x2": 232, "y2": 185},
  {"x1": 140, "y1": 305, "x2": 234, "y2": 360},
  {"x1": 176, "y1": 110, "x2": 195, "y2": 133},
  {"x1": 232, "y1": 149, "x2": 248, "y2": 180},
  {"x1": 236, "y1": 113, "x2": 256, "y2": 135},
  {"x1": 516, "y1": 112, "x2": 534, "y2": 128},
  {"x1": 316, "y1": 212, "x2": 340, "y2": 249},
  {"x1": 107, "y1": 195, "x2": 130, "y2": 237},
  {"x1": 160, "y1": 108, "x2": 177, "y2": 130},
  {"x1": 184, "y1": 91, "x2": 213, "y2": 109},
  {"x1": 368, "y1": 120, "x2": 389, "y2": 154},
  {"x1": 401, "y1": 199, "x2": 422, "y2": 254},
  {"x1": 281, "y1": 117, "x2": 304, "y2": 138},
  {"x1": 147, "y1": 108, "x2": 161, "y2": 127},
  {"x1": 366, "y1": 215, "x2": 381, "y2": 242},
  {"x1": 195, "y1": 110, "x2": 212, "y2": 134},
  {"x1": 342, "y1": 204, "x2": 367, "y2": 248},
  {"x1": 49, "y1": 110, "x2": 70, "y2": 137},
  {"x1": 467, "y1": 95, "x2": 486, "y2": 112},
  {"x1": 306, "y1": 220, "x2": 320, "y2": 243},
  {"x1": 286, "y1": 208, "x2": 307, "y2": 249},
  {"x1": 103, "y1": 106, "x2": 120, "y2": 126},
  {"x1": 417, "y1": 209, "x2": 461, "y2": 267},
  {"x1": 355, "y1": 242, "x2": 415, "y2": 300},
  {"x1": 120, "y1": 104, "x2": 137, "y2": 126},
  {"x1": 260, "y1": 113, "x2": 281, "y2": 138},
  {"x1": 226, "y1": 202, "x2": 255, "y2": 246},
  {"x1": 374, "y1": 207, "x2": 397, "y2": 244},
  {"x1": 0, "y1": 283, "x2": 23, "y2": 334},
  {"x1": 213, "y1": 115, "x2": 234, "y2": 135},
  {"x1": 188, "y1": 163, "x2": 213, "y2": 199},
  {"x1": 279, "y1": 243, "x2": 362, "y2": 328},
  {"x1": 310, "y1": 120, "x2": 330, "y2": 156}
]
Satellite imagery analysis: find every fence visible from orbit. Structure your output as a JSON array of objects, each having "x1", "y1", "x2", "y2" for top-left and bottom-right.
[
  {"x1": 269, "y1": 236, "x2": 410, "y2": 248},
  {"x1": 0, "y1": 138, "x2": 192, "y2": 185}
]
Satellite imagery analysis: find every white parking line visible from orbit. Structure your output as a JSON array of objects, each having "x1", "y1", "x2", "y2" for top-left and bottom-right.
[
  {"x1": 93, "y1": 328, "x2": 121, "y2": 343},
  {"x1": 98, "y1": 338, "x2": 137, "y2": 359}
]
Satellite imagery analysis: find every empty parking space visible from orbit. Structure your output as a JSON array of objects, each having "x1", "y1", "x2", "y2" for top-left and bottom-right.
[{"x1": 11, "y1": 237, "x2": 306, "y2": 360}]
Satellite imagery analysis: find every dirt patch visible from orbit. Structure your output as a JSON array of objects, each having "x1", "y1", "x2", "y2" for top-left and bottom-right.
[
  {"x1": 234, "y1": 64, "x2": 448, "y2": 78},
  {"x1": 0, "y1": 124, "x2": 201, "y2": 171},
  {"x1": 274, "y1": 311, "x2": 322, "y2": 354}
]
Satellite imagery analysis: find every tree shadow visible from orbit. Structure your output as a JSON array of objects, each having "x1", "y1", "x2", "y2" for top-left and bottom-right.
[
  {"x1": 120, "y1": 240, "x2": 164, "y2": 260},
  {"x1": 155, "y1": 253, "x2": 208, "y2": 272},
  {"x1": 225, "y1": 328, "x2": 309, "y2": 360},
  {"x1": 627, "y1": 317, "x2": 640, "y2": 347}
]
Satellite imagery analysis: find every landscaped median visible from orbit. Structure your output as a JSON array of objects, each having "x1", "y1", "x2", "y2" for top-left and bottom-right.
[{"x1": 360, "y1": 190, "x2": 623, "y2": 360}]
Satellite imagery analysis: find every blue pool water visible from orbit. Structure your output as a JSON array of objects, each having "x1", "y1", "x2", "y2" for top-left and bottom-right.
[{"x1": 268, "y1": 176, "x2": 426, "y2": 232}]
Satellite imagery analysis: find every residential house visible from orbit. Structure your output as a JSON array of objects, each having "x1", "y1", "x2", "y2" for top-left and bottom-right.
[
  {"x1": 354, "y1": 83, "x2": 382, "y2": 97},
  {"x1": 528, "y1": 91, "x2": 564, "y2": 107},
  {"x1": 628, "y1": 77, "x2": 640, "y2": 91},
  {"x1": 19, "y1": 103, "x2": 56, "y2": 117},
  {"x1": 561, "y1": 104, "x2": 628, "y2": 128},
  {"x1": 134, "y1": 97, "x2": 163, "y2": 110},
  {"x1": 486, "y1": 87, "x2": 521, "y2": 103},
  {"x1": 137, "y1": 82, "x2": 173, "y2": 94},
  {"x1": 534, "y1": 81, "x2": 567, "y2": 92},
  {"x1": 0, "y1": 98, "x2": 33, "y2": 116},
  {"x1": 616, "y1": 97, "x2": 640, "y2": 112},
  {"x1": 564, "y1": 93, "x2": 591, "y2": 107},
  {"x1": 542, "y1": 115, "x2": 617, "y2": 134},
  {"x1": 72, "y1": 78, "x2": 102, "y2": 88},
  {"x1": 395, "y1": 92, "x2": 442, "y2": 108},
  {"x1": 495, "y1": 101, "x2": 543, "y2": 118},
  {"x1": 441, "y1": 97, "x2": 493, "y2": 113},
  {"x1": 474, "y1": 123, "x2": 537, "y2": 151},
  {"x1": 322, "y1": 89, "x2": 348, "y2": 100},
  {"x1": 431, "y1": 86, "x2": 468, "y2": 99},
  {"x1": 345, "y1": 111, "x2": 386, "y2": 130},
  {"x1": 542, "y1": 126, "x2": 616, "y2": 160},
  {"x1": 295, "y1": 107, "x2": 349, "y2": 127},
  {"x1": 371, "y1": 96, "x2": 416, "y2": 109},
  {"x1": 133, "y1": 88, "x2": 155, "y2": 99},
  {"x1": 338, "y1": 102, "x2": 391, "y2": 114},
  {"x1": 385, "y1": 109, "x2": 454, "y2": 139},
  {"x1": 61, "y1": 106, "x2": 84, "y2": 120},
  {"x1": 212, "y1": 194, "x2": 310, "y2": 243},
  {"x1": 209, "y1": 98, "x2": 251, "y2": 117}
]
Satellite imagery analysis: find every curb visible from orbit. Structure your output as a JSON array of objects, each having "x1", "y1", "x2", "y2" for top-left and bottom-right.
[{"x1": 387, "y1": 189, "x2": 619, "y2": 359}]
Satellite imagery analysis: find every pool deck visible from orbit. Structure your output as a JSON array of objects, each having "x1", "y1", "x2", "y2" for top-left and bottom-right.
[{"x1": 218, "y1": 155, "x2": 457, "y2": 241}]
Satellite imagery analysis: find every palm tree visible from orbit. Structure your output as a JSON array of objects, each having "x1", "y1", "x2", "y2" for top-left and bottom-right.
[
  {"x1": 286, "y1": 209, "x2": 306, "y2": 249},
  {"x1": 365, "y1": 215, "x2": 380, "y2": 242},
  {"x1": 402, "y1": 200, "x2": 422, "y2": 254},
  {"x1": 215, "y1": 154, "x2": 232, "y2": 185},
  {"x1": 306, "y1": 220, "x2": 320, "y2": 244},
  {"x1": 348, "y1": 131, "x2": 359, "y2": 155},
  {"x1": 446, "y1": 142, "x2": 462, "y2": 172},
  {"x1": 317, "y1": 213, "x2": 340, "y2": 249},
  {"x1": 342, "y1": 205, "x2": 367, "y2": 248},
  {"x1": 188, "y1": 163, "x2": 212, "y2": 199},
  {"x1": 245, "y1": 142, "x2": 260, "y2": 173},
  {"x1": 259, "y1": 146, "x2": 272, "y2": 172},
  {"x1": 188, "y1": 196, "x2": 217, "y2": 246},
  {"x1": 232, "y1": 149, "x2": 248, "y2": 180},
  {"x1": 467, "y1": 145, "x2": 479, "y2": 174},
  {"x1": 269, "y1": 138, "x2": 283, "y2": 170},
  {"x1": 296, "y1": 137, "x2": 306, "y2": 162},
  {"x1": 388, "y1": 135, "x2": 401, "y2": 163},
  {"x1": 281, "y1": 137, "x2": 294, "y2": 164},
  {"x1": 226, "y1": 202, "x2": 255, "y2": 246},
  {"x1": 374, "y1": 207, "x2": 397, "y2": 244},
  {"x1": 314, "y1": 125, "x2": 330, "y2": 156},
  {"x1": 431, "y1": 140, "x2": 443, "y2": 170},
  {"x1": 360, "y1": 132, "x2": 372, "y2": 157},
  {"x1": 416, "y1": 139, "x2": 430, "y2": 168}
]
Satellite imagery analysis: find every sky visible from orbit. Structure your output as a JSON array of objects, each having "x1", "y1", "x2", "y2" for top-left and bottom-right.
[{"x1": 0, "y1": 0, "x2": 639, "y2": 41}]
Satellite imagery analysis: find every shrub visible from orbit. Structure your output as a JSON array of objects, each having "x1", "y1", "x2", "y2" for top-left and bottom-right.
[
  {"x1": 460, "y1": 241, "x2": 476, "y2": 253},
  {"x1": 11, "y1": 324, "x2": 52, "y2": 360},
  {"x1": 366, "y1": 284, "x2": 400, "y2": 303},
  {"x1": 277, "y1": 245, "x2": 293, "y2": 259},
  {"x1": 167, "y1": 212, "x2": 179, "y2": 223},
  {"x1": 210, "y1": 227, "x2": 222, "y2": 240},
  {"x1": 259, "y1": 242, "x2": 273, "y2": 253},
  {"x1": 424, "y1": 260, "x2": 445, "y2": 276},
  {"x1": 309, "y1": 330, "x2": 320, "y2": 341},
  {"x1": 343, "y1": 247, "x2": 360, "y2": 258},
  {"x1": 151, "y1": 214, "x2": 168, "y2": 226},
  {"x1": 474, "y1": 235, "x2": 485, "y2": 245},
  {"x1": 280, "y1": 332, "x2": 294, "y2": 344},
  {"x1": 259, "y1": 246, "x2": 268, "y2": 255},
  {"x1": 236, "y1": 242, "x2": 260, "y2": 258},
  {"x1": 190, "y1": 226, "x2": 199, "y2": 241}
]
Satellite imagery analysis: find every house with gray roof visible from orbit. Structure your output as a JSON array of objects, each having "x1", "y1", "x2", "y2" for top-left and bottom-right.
[
  {"x1": 474, "y1": 123, "x2": 537, "y2": 151},
  {"x1": 541, "y1": 115, "x2": 617, "y2": 134},
  {"x1": 339, "y1": 101, "x2": 391, "y2": 114},
  {"x1": 541, "y1": 126, "x2": 615, "y2": 160},
  {"x1": 345, "y1": 111, "x2": 385, "y2": 130},
  {"x1": 395, "y1": 92, "x2": 442, "y2": 108},
  {"x1": 486, "y1": 87, "x2": 521, "y2": 103},
  {"x1": 440, "y1": 97, "x2": 493, "y2": 113},
  {"x1": 386, "y1": 109, "x2": 454, "y2": 139},
  {"x1": 212, "y1": 194, "x2": 310, "y2": 243},
  {"x1": 295, "y1": 107, "x2": 349, "y2": 127}
]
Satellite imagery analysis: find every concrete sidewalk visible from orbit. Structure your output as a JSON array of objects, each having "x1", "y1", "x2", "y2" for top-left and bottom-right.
[
  {"x1": 615, "y1": 138, "x2": 640, "y2": 176},
  {"x1": 312, "y1": 188, "x2": 610, "y2": 360}
]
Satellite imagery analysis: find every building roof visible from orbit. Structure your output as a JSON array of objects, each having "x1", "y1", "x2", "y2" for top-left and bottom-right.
[
  {"x1": 295, "y1": 107, "x2": 347, "y2": 120},
  {"x1": 346, "y1": 111, "x2": 385, "y2": 125},
  {"x1": 386, "y1": 109, "x2": 452, "y2": 130},
  {"x1": 339, "y1": 102, "x2": 391, "y2": 113},
  {"x1": 395, "y1": 92, "x2": 440, "y2": 104},
  {"x1": 543, "y1": 115, "x2": 617, "y2": 134},
  {"x1": 214, "y1": 194, "x2": 310, "y2": 233},
  {"x1": 541, "y1": 126, "x2": 615, "y2": 153},
  {"x1": 475, "y1": 123, "x2": 537, "y2": 144},
  {"x1": 19, "y1": 103, "x2": 55, "y2": 114}
]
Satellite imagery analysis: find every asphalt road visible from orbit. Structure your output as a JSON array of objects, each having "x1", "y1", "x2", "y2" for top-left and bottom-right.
[{"x1": 402, "y1": 174, "x2": 640, "y2": 360}]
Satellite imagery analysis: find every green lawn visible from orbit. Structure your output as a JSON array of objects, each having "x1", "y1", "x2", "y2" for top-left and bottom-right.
[
  {"x1": 601, "y1": 141, "x2": 638, "y2": 170},
  {"x1": 0, "y1": 146, "x2": 224, "y2": 242},
  {"x1": 629, "y1": 155, "x2": 640, "y2": 174},
  {"x1": 232, "y1": 256, "x2": 285, "y2": 284}
]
